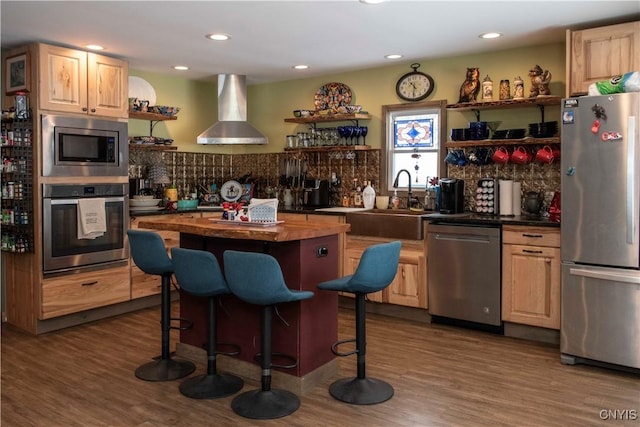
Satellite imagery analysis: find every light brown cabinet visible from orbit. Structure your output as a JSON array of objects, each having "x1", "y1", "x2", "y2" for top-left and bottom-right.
[
  {"x1": 566, "y1": 21, "x2": 640, "y2": 97},
  {"x1": 38, "y1": 43, "x2": 128, "y2": 118},
  {"x1": 344, "y1": 235, "x2": 427, "y2": 308},
  {"x1": 501, "y1": 225, "x2": 561, "y2": 329},
  {"x1": 41, "y1": 265, "x2": 130, "y2": 319}
]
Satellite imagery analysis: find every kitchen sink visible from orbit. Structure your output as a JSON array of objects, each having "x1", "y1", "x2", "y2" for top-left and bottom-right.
[{"x1": 346, "y1": 209, "x2": 427, "y2": 240}]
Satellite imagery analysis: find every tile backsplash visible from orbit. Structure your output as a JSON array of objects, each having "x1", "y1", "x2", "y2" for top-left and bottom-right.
[
  {"x1": 446, "y1": 161, "x2": 561, "y2": 212},
  {"x1": 129, "y1": 148, "x2": 559, "y2": 210},
  {"x1": 129, "y1": 149, "x2": 381, "y2": 205}
]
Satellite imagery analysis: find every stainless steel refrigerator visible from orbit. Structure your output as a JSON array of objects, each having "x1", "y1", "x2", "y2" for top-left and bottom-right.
[{"x1": 560, "y1": 92, "x2": 640, "y2": 371}]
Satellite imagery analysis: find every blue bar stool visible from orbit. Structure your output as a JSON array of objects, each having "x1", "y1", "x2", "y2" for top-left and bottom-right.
[
  {"x1": 127, "y1": 230, "x2": 195, "y2": 381},
  {"x1": 171, "y1": 248, "x2": 244, "y2": 399},
  {"x1": 317, "y1": 240, "x2": 401, "y2": 405},
  {"x1": 223, "y1": 250, "x2": 314, "y2": 420}
]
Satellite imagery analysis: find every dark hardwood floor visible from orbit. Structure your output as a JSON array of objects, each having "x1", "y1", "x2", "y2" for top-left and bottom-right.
[{"x1": 2, "y1": 303, "x2": 639, "y2": 427}]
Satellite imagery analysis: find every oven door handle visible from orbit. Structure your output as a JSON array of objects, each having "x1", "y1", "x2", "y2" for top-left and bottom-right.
[{"x1": 49, "y1": 196, "x2": 125, "y2": 205}]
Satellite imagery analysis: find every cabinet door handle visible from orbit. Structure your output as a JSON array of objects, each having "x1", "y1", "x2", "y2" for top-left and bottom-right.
[
  {"x1": 82, "y1": 107, "x2": 88, "y2": 112},
  {"x1": 90, "y1": 109, "x2": 96, "y2": 113},
  {"x1": 81, "y1": 280, "x2": 98, "y2": 286},
  {"x1": 522, "y1": 233, "x2": 543, "y2": 238},
  {"x1": 522, "y1": 249, "x2": 543, "y2": 254}
]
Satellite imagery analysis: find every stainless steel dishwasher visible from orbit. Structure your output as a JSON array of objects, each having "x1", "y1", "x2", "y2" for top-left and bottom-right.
[{"x1": 427, "y1": 223, "x2": 502, "y2": 329}]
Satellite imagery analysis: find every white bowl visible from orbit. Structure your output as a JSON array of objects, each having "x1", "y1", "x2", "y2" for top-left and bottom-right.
[
  {"x1": 129, "y1": 198, "x2": 161, "y2": 207},
  {"x1": 132, "y1": 195, "x2": 154, "y2": 200}
]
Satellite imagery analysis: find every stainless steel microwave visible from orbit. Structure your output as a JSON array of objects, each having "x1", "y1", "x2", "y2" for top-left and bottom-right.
[{"x1": 41, "y1": 114, "x2": 128, "y2": 177}]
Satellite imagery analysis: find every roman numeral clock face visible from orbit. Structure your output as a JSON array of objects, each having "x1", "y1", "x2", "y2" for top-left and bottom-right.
[{"x1": 396, "y1": 64, "x2": 434, "y2": 102}]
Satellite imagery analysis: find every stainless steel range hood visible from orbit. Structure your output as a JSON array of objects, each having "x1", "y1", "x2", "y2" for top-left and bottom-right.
[{"x1": 197, "y1": 74, "x2": 268, "y2": 145}]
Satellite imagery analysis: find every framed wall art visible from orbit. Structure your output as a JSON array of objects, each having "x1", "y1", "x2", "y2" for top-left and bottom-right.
[{"x1": 5, "y1": 51, "x2": 30, "y2": 95}]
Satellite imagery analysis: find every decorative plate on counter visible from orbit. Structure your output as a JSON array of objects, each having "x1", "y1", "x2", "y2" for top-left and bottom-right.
[
  {"x1": 314, "y1": 82, "x2": 352, "y2": 110},
  {"x1": 220, "y1": 180, "x2": 243, "y2": 202}
]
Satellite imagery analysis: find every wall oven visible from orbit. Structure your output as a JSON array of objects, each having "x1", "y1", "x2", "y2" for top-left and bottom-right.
[
  {"x1": 41, "y1": 114, "x2": 128, "y2": 177},
  {"x1": 43, "y1": 183, "x2": 129, "y2": 274}
]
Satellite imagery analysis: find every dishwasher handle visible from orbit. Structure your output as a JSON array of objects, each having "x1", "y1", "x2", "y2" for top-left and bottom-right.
[{"x1": 433, "y1": 233, "x2": 492, "y2": 244}]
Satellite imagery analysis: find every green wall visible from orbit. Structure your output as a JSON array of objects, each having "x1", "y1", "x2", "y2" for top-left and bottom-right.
[{"x1": 130, "y1": 42, "x2": 565, "y2": 153}]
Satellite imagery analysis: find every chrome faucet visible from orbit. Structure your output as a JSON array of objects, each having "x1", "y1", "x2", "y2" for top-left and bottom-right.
[{"x1": 393, "y1": 169, "x2": 414, "y2": 209}]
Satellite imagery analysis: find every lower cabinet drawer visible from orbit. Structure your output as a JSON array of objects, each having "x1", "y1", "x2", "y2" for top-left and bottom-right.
[
  {"x1": 502, "y1": 225, "x2": 560, "y2": 247},
  {"x1": 41, "y1": 265, "x2": 131, "y2": 319}
]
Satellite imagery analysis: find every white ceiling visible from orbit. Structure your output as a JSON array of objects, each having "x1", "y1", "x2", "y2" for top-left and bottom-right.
[{"x1": 1, "y1": 1, "x2": 639, "y2": 85}]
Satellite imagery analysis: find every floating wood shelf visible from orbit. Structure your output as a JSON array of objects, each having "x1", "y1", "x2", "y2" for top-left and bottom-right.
[
  {"x1": 445, "y1": 137, "x2": 560, "y2": 148},
  {"x1": 129, "y1": 144, "x2": 178, "y2": 151},
  {"x1": 446, "y1": 97, "x2": 562, "y2": 111},
  {"x1": 284, "y1": 113, "x2": 371, "y2": 124},
  {"x1": 284, "y1": 145, "x2": 373, "y2": 152},
  {"x1": 129, "y1": 110, "x2": 178, "y2": 121}
]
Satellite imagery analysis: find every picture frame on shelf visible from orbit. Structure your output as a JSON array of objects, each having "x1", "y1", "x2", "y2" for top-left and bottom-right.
[{"x1": 5, "y1": 51, "x2": 30, "y2": 95}]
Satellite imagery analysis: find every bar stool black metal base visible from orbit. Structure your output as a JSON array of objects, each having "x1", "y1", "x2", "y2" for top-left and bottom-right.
[
  {"x1": 231, "y1": 389, "x2": 300, "y2": 419},
  {"x1": 135, "y1": 358, "x2": 195, "y2": 382},
  {"x1": 179, "y1": 373, "x2": 244, "y2": 399},
  {"x1": 328, "y1": 377, "x2": 394, "y2": 405}
]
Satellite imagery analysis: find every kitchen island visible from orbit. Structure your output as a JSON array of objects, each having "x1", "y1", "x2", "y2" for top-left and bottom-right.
[{"x1": 136, "y1": 216, "x2": 350, "y2": 393}]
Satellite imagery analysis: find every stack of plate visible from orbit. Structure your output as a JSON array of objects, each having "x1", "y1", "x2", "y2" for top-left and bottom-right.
[
  {"x1": 130, "y1": 198, "x2": 162, "y2": 212},
  {"x1": 492, "y1": 129, "x2": 526, "y2": 140},
  {"x1": 529, "y1": 121, "x2": 558, "y2": 138}
]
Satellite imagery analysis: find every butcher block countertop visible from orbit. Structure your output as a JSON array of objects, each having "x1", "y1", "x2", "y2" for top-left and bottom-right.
[{"x1": 137, "y1": 216, "x2": 350, "y2": 242}]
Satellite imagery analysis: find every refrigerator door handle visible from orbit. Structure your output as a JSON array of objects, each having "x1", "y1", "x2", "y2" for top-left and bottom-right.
[
  {"x1": 627, "y1": 116, "x2": 636, "y2": 244},
  {"x1": 570, "y1": 267, "x2": 640, "y2": 284}
]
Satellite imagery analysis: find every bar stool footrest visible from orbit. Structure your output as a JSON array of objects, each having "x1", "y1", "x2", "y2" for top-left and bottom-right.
[
  {"x1": 331, "y1": 337, "x2": 358, "y2": 357},
  {"x1": 215, "y1": 342, "x2": 241, "y2": 357},
  {"x1": 328, "y1": 377, "x2": 394, "y2": 405},
  {"x1": 232, "y1": 389, "x2": 300, "y2": 419},
  {"x1": 179, "y1": 373, "x2": 244, "y2": 399},
  {"x1": 254, "y1": 352, "x2": 297, "y2": 369},
  {"x1": 170, "y1": 316, "x2": 193, "y2": 331},
  {"x1": 135, "y1": 357, "x2": 195, "y2": 382}
]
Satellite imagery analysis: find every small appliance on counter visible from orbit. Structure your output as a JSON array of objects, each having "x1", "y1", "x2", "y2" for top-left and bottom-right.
[
  {"x1": 303, "y1": 179, "x2": 330, "y2": 208},
  {"x1": 129, "y1": 178, "x2": 153, "y2": 197},
  {"x1": 439, "y1": 178, "x2": 465, "y2": 214}
]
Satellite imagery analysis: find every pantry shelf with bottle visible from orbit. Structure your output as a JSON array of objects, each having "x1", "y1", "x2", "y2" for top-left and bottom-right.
[{"x1": 1, "y1": 117, "x2": 34, "y2": 253}]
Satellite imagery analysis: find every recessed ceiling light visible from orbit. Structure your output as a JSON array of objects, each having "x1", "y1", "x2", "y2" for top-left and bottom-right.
[
  {"x1": 292, "y1": 65, "x2": 309, "y2": 70},
  {"x1": 479, "y1": 32, "x2": 503, "y2": 39},
  {"x1": 85, "y1": 44, "x2": 104, "y2": 51},
  {"x1": 173, "y1": 65, "x2": 189, "y2": 71},
  {"x1": 385, "y1": 54, "x2": 403, "y2": 60},
  {"x1": 206, "y1": 33, "x2": 231, "y2": 41},
  {"x1": 360, "y1": 0, "x2": 385, "y2": 4}
]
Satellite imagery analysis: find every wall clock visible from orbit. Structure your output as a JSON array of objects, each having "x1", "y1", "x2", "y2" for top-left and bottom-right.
[{"x1": 396, "y1": 63, "x2": 434, "y2": 102}]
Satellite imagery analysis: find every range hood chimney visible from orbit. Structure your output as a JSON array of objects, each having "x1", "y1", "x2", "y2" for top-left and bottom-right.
[{"x1": 197, "y1": 74, "x2": 268, "y2": 145}]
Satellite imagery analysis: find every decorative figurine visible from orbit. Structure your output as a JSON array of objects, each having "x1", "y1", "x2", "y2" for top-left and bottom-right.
[
  {"x1": 482, "y1": 75, "x2": 493, "y2": 101},
  {"x1": 513, "y1": 76, "x2": 525, "y2": 99},
  {"x1": 499, "y1": 79, "x2": 511, "y2": 100},
  {"x1": 528, "y1": 65, "x2": 552, "y2": 97},
  {"x1": 457, "y1": 68, "x2": 480, "y2": 103}
]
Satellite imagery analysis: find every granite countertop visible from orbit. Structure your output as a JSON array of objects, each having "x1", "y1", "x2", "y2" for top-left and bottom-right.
[
  {"x1": 129, "y1": 204, "x2": 559, "y2": 227},
  {"x1": 424, "y1": 213, "x2": 560, "y2": 227}
]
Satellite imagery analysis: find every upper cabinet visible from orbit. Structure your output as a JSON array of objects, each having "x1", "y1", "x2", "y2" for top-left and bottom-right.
[
  {"x1": 38, "y1": 43, "x2": 129, "y2": 118},
  {"x1": 566, "y1": 21, "x2": 640, "y2": 97}
]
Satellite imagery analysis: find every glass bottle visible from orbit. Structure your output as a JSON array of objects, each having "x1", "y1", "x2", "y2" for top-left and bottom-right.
[{"x1": 362, "y1": 181, "x2": 376, "y2": 209}]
